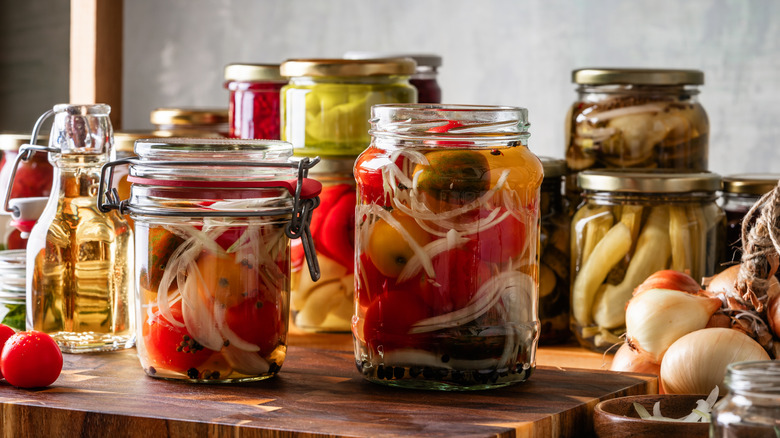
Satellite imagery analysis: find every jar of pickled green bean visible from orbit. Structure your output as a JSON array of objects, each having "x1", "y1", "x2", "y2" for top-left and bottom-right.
[{"x1": 280, "y1": 58, "x2": 417, "y2": 158}]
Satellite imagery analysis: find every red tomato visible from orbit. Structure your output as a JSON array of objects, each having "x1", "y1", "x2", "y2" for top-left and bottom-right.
[
  {"x1": 1, "y1": 331, "x2": 63, "y2": 388},
  {"x1": 356, "y1": 253, "x2": 399, "y2": 308},
  {"x1": 143, "y1": 301, "x2": 214, "y2": 373},
  {"x1": 0, "y1": 324, "x2": 16, "y2": 379},
  {"x1": 224, "y1": 296, "x2": 281, "y2": 356},
  {"x1": 476, "y1": 213, "x2": 527, "y2": 264},
  {"x1": 413, "y1": 245, "x2": 492, "y2": 315},
  {"x1": 316, "y1": 190, "x2": 356, "y2": 271},
  {"x1": 361, "y1": 290, "x2": 431, "y2": 352},
  {"x1": 425, "y1": 120, "x2": 464, "y2": 133},
  {"x1": 355, "y1": 147, "x2": 395, "y2": 206}
]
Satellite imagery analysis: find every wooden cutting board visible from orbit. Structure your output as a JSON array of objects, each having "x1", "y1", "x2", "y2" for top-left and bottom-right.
[{"x1": 0, "y1": 347, "x2": 655, "y2": 437}]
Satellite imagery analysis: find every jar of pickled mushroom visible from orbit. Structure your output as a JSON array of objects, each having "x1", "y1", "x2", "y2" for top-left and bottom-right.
[
  {"x1": 721, "y1": 174, "x2": 780, "y2": 265},
  {"x1": 150, "y1": 108, "x2": 229, "y2": 137},
  {"x1": 99, "y1": 138, "x2": 322, "y2": 382},
  {"x1": 571, "y1": 170, "x2": 724, "y2": 352},
  {"x1": 538, "y1": 157, "x2": 570, "y2": 344},
  {"x1": 224, "y1": 63, "x2": 287, "y2": 140},
  {"x1": 565, "y1": 68, "x2": 709, "y2": 202},
  {"x1": 354, "y1": 104, "x2": 543, "y2": 390},
  {"x1": 710, "y1": 361, "x2": 780, "y2": 437},
  {"x1": 291, "y1": 158, "x2": 355, "y2": 332},
  {"x1": 280, "y1": 58, "x2": 417, "y2": 158},
  {"x1": 343, "y1": 52, "x2": 442, "y2": 103},
  {"x1": 0, "y1": 250, "x2": 26, "y2": 331}
]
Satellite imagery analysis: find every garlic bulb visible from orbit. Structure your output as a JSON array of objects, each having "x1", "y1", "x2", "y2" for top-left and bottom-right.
[
  {"x1": 626, "y1": 288, "x2": 721, "y2": 362},
  {"x1": 660, "y1": 328, "x2": 770, "y2": 394}
]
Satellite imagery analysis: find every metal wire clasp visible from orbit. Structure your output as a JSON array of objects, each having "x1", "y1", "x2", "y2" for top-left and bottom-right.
[{"x1": 2, "y1": 109, "x2": 59, "y2": 216}]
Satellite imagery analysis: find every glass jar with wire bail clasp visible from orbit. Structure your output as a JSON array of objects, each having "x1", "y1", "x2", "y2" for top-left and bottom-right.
[
  {"x1": 570, "y1": 170, "x2": 725, "y2": 352},
  {"x1": 354, "y1": 104, "x2": 543, "y2": 391},
  {"x1": 99, "y1": 138, "x2": 322, "y2": 383}
]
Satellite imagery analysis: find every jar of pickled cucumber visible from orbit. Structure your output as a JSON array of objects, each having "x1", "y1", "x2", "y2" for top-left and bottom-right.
[
  {"x1": 354, "y1": 104, "x2": 543, "y2": 390},
  {"x1": 0, "y1": 250, "x2": 26, "y2": 330},
  {"x1": 571, "y1": 170, "x2": 724, "y2": 352},
  {"x1": 721, "y1": 174, "x2": 780, "y2": 265},
  {"x1": 224, "y1": 63, "x2": 287, "y2": 140},
  {"x1": 290, "y1": 158, "x2": 355, "y2": 332},
  {"x1": 538, "y1": 157, "x2": 570, "y2": 345},
  {"x1": 99, "y1": 138, "x2": 322, "y2": 382},
  {"x1": 566, "y1": 69, "x2": 709, "y2": 202},
  {"x1": 343, "y1": 52, "x2": 442, "y2": 104},
  {"x1": 150, "y1": 108, "x2": 229, "y2": 137},
  {"x1": 280, "y1": 58, "x2": 417, "y2": 158}
]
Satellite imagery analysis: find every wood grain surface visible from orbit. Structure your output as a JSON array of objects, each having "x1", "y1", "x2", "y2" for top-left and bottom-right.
[{"x1": 0, "y1": 341, "x2": 654, "y2": 438}]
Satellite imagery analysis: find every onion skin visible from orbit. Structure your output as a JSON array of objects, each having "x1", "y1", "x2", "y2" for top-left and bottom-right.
[
  {"x1": 610, "y1": 343, "x2": 661, "y2": 376},
  {"x1": 706, "y1": 264, "x2": 780, "y2": 310},
  {"x1": 660, "y1": 328, "x2": 770, "y2": 394},
  {"x1": 626, "y1": 288, "x2": 722, "y2": 363},
  {"x1": 769, "y1": 293, "x2": 780, "y2": 338},
  {"x1": 634, "y1": 270, "x2": 702, "y2": 296}
]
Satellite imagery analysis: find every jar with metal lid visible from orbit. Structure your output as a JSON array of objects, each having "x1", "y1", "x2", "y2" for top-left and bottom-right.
[
  {"x1": 344, "y1": 52, "x2": 442, "y2": 103},
  {"x1": 354, "y1": 104, "x2": 542, "y2": 390},
  {"x1": 224, "y1": 63, "x2": 287, "y2": 140},
  {"x1": 280, "y1": 58, "x2": 417, "y2": 158},
  {"x1": 291, "y1": 158, "x2": 355, "y2": 332},
  {"x1": 721, "y1": 174, "x2": 780, "y2": 265},
  {"x1": 150, "y1": 108, "x2": 229, "y2": 137},
  {"x1": 4, "y1": 104, "x2": 134, "y2": 352},
  {"x1": 0, "y1": 250, "x2": 26, "y2": 331},
  {"x1": 571, "y1": 170, "x2": 724, "y2": 352},
  {"x1": 710, "y1": 360, "x2": 780, "y2": 437},
  {"x1": 99, "y1": 138, "x2": 322, "y2": 382},
  {"x1": 565, "y1": 69, "x2": 709, "y2": 201},
  {"x1": 538, "y1": 157, "x2": 570, "y2": 345}
]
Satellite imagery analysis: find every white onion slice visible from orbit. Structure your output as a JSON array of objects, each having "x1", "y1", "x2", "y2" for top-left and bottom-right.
[
  {"x1": 396, "y1": 235, "x2": 469, "y2": 283},
  {"x1": 222, "y1": 345, "x2": 270, "y2": 375},
  {"x1": 180, "y1": 263, "x2": 225, "y2": 351}
]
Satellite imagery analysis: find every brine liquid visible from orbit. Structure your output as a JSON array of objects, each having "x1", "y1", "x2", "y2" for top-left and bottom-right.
[{"x1": 27, "y1": 161, "x2": 134, "y2": 353}]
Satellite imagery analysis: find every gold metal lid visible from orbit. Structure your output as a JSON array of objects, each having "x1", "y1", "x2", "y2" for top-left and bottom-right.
[
  {"x1": 280, "y1": 58, "x2": 417, "y2": 78},
  {"x1": 150, "y1": 108, "x2": 229, "y2": 126},
  {"x1": 224, "y1": 63, "x2": 285, "y2": 82},
  {"x1": 114, "y1": 131, "x2": 164, "y2": 153},
  {"x1": 303, "y1": 157, "x2": 356, "y2": 176},
  {"x1": 573, "y1": 68, "x2": 704, "y2": 86},
  {"x1": 578, "y1": 169, "x2": 721, "y2": 193},
  {"x1": 343, "y1": 52, "x2": 442, "y2": 68},
  {"x1": 0, "y1": 132, "x2": 49, "y2": 151},
  {"x1": 722, "y1": 174, "x2": 780, "y2": 195},
  {"x1": 540, "y1": 156, "x2": 565, "y2": 178}
]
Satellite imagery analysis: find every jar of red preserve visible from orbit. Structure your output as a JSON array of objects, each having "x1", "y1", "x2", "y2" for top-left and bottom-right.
[
  {"x1": 354, "y1": 104, "x2": 543, "y2": 390},
  {"x1": 99, "y1": 138, "x2": 322, "y2": 382},
  {"x1": 291, "y1": 158, "x2": 356, "y2": 332},
  {"x1": 224, "y1": 63, "x2": 287, "y2": 140}
]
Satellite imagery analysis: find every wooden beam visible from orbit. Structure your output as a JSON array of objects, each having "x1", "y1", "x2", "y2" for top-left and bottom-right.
[{"x1": 69, "y1": 0, "x2": 123, "y2": 129}]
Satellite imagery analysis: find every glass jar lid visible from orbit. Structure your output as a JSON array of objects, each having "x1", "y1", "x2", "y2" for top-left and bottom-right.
[
  {"x1": 0, "y1": 133, "x2": 49, "y2": 151},
  {"x1": 540, "y1": 157, "x2": 565, "y2": 179},
  {"x1": 150, "y1": 108, "x2": 229, "y2": 126},
  {"x1": 280, "y1": 58, "x2": 416, "y2": 78},
  {"x1": 343, "y1": 52, "x2": 442, "y2": 68},
  {"x1": 573, "y1": 68, "x2": 704, "y2": 86},
  {"x1": 224, "y1": 63, "x2": 285, "y2": 82},
  {"x1": 578, "y1": 169, "x2": 721, "y2": 193},
  {"x1": 722, "y1": 174, "x2": 780, "y2": 195}
]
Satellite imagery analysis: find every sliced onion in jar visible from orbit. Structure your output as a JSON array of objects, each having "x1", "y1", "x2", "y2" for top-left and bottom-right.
[
  {"x1": 397, "y1": 235, "x2": 469, "y2": 282},
  {"x1": 222, "y1": 345, "x2": 270, "y2": 375}
]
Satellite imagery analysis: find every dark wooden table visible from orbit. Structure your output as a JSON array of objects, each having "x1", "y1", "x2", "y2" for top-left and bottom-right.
[{"x1": 0, "y1": 334, "x2": 655, "y2": 438}]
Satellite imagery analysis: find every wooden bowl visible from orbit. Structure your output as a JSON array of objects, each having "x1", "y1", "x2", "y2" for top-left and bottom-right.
[{"x1": 593, "y1": 394, "x2": 711, "y2": 438}]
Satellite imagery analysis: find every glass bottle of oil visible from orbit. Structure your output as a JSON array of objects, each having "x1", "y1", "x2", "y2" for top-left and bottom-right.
[{"x1": 23, "y1": 104, "x2": 134, "y2": 353}]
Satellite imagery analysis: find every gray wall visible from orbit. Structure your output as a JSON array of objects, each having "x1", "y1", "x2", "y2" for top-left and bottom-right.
[{"x1": 2, "y1": 1, "x2": 779, "y2": 176}]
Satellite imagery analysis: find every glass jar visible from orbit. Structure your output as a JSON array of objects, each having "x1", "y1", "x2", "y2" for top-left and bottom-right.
[
  {"x1": 99, "y1": 138, "x2": 321, "y2": 383},
  {"x1": 5, "y1": 104, "x2": 134, "y2": 352},
  {"x1": 721, "y1": 174, "x2": 780, "y2": 265},
  {"x1": 224, "y1": 63, "x2": 287, "y2": 140},
  {"x1": 150, "y1": 108, "x2": 229, "y2": 137},
  {"x1": 0, "y1": 250, "x2": 26, "y2": 331},
  {"x1": 344, "y1": 52, "x2": 442, "y2": 103},
  {"x1": 538, "y1": 157, "x2": 571, "y2": 344},
  {"x1": 571, "y1": 170, "x2": 724, "y2": 351},
  {"x1": 0, "y1": 133, "x2": 53, "y2": 202},
  {"x1": 353, "y1": 104, "x2": 543, "y2": 390},
  {"x1": 711, "y1": 360, "x2": 780, "y2": 437},
  {"x1": 565, "y1": 69, "x2": 709, "y2": 202},
  {"x1": 280, "y1": 58, "x2": 417, "y2": 158},
  {"x1": 291, "y1": 158, "x2": 355, "y2": 332}
]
